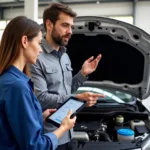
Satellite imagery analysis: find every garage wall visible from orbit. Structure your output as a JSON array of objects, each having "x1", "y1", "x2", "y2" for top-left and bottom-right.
[
  {"x1": 67, "y1": 2, "x2": 132, "y2": 16},
  {"x1": 3, "y1": 1, "x2": 150, "y2": 34},
  {"x1": 3, "y1": 8, "x2": 24, "y2": 19},
  {"x1": 135, "y1": 1, "x2": 150, "y2": 34},
  {"x1": 3, "y1": 2, "x2": 133, "y2": 19}
]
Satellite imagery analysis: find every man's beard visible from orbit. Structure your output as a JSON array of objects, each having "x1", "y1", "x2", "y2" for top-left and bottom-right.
[{"x1": 51, "y1": 29, "x2": 71, "y2": 46}]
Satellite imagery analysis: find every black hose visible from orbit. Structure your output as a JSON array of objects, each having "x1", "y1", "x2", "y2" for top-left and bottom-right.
[{"x1": 94, "y1": 130, "x2": 112, "y2": 142}]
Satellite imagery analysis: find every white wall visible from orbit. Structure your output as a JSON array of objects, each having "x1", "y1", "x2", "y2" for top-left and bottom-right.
[
  {"x1": 3, "y1": 2, "x2": 133, "y2": 19},
  {"x1": 135, "y1": 1, "x2": 150, "y2": 34},
  {"x1": 68, "y1": 2, "x2": 132, "y2": 16},
  {"x1": 3, "y1": 8, "x2": 24, "y2": 19},
  {"x1": 3, "y1": 1, "x2": 150, "y2": 34}
]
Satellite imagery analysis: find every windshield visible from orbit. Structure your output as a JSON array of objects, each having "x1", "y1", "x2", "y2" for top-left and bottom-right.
[{"x1": 74, "y1": 87, "x2": 136, "y2": 104}]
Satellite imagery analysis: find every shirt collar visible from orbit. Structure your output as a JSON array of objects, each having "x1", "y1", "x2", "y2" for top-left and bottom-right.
[
  {"x1": 7, "y1": 65, "x2": 30, "y2": 83},
  {"x1": 42, "y1": 38, "x2": 67, "y2": 54}
]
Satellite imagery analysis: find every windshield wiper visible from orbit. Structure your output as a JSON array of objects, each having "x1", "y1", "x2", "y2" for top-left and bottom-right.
[{"x1": 96, "y1": 100, "x2": 138, "y2": 111}]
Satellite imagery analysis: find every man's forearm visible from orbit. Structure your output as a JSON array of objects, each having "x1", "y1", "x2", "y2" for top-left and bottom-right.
[{"x1": 71, "y1": 71, "x2": 88, "y2": 93}]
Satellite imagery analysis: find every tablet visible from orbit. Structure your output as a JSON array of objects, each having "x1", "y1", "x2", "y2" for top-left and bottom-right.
[{"x1": 46, "y1": 97, "x2": 86, "y2": 127}]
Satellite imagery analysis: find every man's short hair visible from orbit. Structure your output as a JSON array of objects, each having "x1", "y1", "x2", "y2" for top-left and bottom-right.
[{"x1": 43, "y1": 3, "x2": 77, "y2": 31}]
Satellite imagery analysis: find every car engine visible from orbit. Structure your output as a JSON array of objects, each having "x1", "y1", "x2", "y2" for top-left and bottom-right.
[{"x1": 72, "y1": 101, "x2": 150, "y2": 150}]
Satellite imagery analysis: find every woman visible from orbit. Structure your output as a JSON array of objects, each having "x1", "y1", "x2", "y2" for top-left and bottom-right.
[{"x1": 0, "y1": 16, "x2": 76, "y2": 150}]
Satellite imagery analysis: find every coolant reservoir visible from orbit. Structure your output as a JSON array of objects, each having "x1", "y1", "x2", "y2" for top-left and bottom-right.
[
  {"x1": 117, "y1": 129, "x2": 135, "y2": 142},
  {"x1": 130, "y1": 120, "x2": 145, "y2": 130}
]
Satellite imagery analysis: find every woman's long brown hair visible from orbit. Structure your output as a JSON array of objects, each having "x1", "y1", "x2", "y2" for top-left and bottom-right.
[{"x1": 0, "y1": 16, "x2": 41, "y2": 76}]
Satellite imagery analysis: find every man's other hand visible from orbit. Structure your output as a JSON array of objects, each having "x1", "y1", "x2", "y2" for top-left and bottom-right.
[{"x1": 81, "y1": 54, "x2": 102, "y2": 76}]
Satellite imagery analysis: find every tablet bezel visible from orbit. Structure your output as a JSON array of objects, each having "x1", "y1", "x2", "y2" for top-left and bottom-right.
[{"x1": 46, "y1": 96, "x2": 86, "y2": 127}]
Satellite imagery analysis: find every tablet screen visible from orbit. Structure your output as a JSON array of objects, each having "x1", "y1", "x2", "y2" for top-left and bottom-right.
[{"x1": 48, "y1": 98, "x2": 84, "y2": 124}]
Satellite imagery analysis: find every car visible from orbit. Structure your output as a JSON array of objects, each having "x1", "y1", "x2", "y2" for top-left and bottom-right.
[{"x1": 65, "y1": 16, "x2": 150, "y2": 150}]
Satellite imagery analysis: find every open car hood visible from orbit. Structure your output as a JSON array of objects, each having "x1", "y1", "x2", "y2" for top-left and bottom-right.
[{"x1": 66, "y1": 16, "x2": 150, "y2": 100}]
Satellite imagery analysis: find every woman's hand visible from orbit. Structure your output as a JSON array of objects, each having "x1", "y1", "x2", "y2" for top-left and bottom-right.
[
  {"x1": 42, "y1": 109, "x2": 56, "y2": 121},
  {"x1": 53, "y1": 110, "x2": 76, "y2": 139},
  {"x1": 60, "y1": 110, "x2": 76, "y2": 131}
]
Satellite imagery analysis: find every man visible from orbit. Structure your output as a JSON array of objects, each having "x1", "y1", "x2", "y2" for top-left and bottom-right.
[{"x1": 29, "y1": 3, "x2": 102, "y2": 150}]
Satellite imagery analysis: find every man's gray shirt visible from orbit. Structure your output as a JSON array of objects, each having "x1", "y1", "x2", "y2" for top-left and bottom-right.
[{"x1": 29, "y1": 39, "x2": 87, "y2": 145}]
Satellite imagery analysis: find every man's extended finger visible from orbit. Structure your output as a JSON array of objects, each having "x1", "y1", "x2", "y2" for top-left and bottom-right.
[{"x1": 91, "y1": 93, "x2": 105, "y2": 97}]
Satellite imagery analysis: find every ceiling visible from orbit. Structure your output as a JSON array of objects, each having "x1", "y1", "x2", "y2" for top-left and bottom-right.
[{"x1": 0, "y1": 0, "x2": 149, "y2": 8}]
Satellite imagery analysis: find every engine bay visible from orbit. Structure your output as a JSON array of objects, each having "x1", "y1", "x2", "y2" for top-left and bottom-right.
[{"x1": 72, "y1": 101, "x2": 150, "y2": 150}]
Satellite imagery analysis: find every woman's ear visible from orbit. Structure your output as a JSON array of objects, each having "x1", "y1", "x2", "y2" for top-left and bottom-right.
[
  {"x1": 46, "y1": 20, "x2": 53, "y2": 32},
  {"x1": 21, "y1": 36, "x2": 28, "y2": 49}
]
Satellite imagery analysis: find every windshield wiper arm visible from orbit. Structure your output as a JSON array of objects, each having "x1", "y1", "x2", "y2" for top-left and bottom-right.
[{"x1": 96, "y1": 100, "x2": 138, "y2": 111}]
